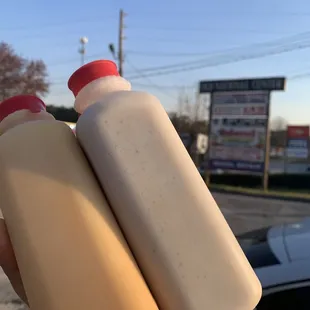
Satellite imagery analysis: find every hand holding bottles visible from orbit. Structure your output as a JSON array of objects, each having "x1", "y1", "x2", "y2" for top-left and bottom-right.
[{"x1": 0, "y1": 59, "x2": 262, "y2": 310}]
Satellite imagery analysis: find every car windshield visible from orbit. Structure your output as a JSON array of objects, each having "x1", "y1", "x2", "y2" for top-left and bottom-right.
[{"x1": 237, "y1": 226, "x2": 270, "y2": 248}]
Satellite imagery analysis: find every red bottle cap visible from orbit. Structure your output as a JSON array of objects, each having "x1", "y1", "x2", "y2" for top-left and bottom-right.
[
  {"x1": 0, "y1": 95, "x2": 46, "y2": 122},
  {"x1": 68, "y1": 60, "x2": 119, "y2": 97}
]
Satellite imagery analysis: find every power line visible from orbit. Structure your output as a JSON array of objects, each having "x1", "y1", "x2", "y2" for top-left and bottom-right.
[
  {"x1": 117, "y1": 72, "x2": 310, "y2": 90},
  {"x1": 126, "y1": 27, "x2": 310, "y2": 44},
  {"x1": 125, "y1": 58, "x2": 177, "y2": 100},
  {"x1": 47, "y1": 52, "x2": 110, "y2": 67},
  {"x1": 3, "y1": 14, "x2": 307, "y2": 42},
  {"x1": 3, "y1": 31, "x2": 268, "y2": 45},
  {"x1": 125, "y1": 36, "x2": 245, "y2": 44},
  {"x1": 127, "y1": 10, "x2": 310, "y2": 16},
  {"x1": 132, "y1": 82, "x2": 187, "y2": 90},
  {"x1": 127, "y1": 32, "x2": 310, "y2": 74},
  {"x1": 38, "y1": 29, "x2": 310, "y2": 86},
  {"x1": 126, "y1": 39, "x2": 310, "y2": 79},
  {"x1": 126, "y1": 49, "x2": 242, "y2": 57},
  {"x1": 4, "y1": 18, "x2": 309, "y2": 47},
  {"x1": 0, "y1": 12, "x2": 290, "y2": 36},
  {"x1": 2, "y1": 28, "x2": 241, "y2": 46},
  {"x1": 3, "y1": 30, "x2": 106, "y2": 44},
  {"x1": 1, "y1": 10, "x2": 309, "y2": 50},
  {"x1": 45, "y1": 41, "x2": 310, "y2": 85},
  {"x1": 50, "y1": 68, "x2": 310, "y2": 90},
  {"x1": 2, "y1": 11, "x2": 308, "y2": 33},
  {"x1": 48, "y1": 42, "x2": 310, "y2": 86},
  {"x1": 42, "y1": 31, "x2": 310, "y2": 69},
  {"x1": 9, "y1": 34, "x2": 308, "y2": 72},
  {"x1": 289, "y1": 72, "x2": 310, "y2": 80},
  {"x1": 0, "y1": 16, "x2": 115, "y2": 32},
  {"x1": 3, "y1": 29, "x2": 303, "y2": 47},
  {"x1": 127, "y1": 25, "x2": 288, "y2": 35},
  {"x1": 125, "y1": 35, "x2": 308, "y2": 58}
]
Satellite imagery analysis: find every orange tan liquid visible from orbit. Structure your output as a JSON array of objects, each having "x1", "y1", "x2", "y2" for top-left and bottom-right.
[{"x1": 0, "y1": 119, "x2": 158, "y2": 310}]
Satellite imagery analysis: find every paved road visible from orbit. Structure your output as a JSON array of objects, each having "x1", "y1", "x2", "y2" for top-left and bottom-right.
[
  {"x1": 213, "y1": 192, "x2": 310, "y2": 235},
  {"x1": 0, "y1": 273, "x2": 26, "y2": 310},
  {"x1": 0, "y1": 192, "x2": 310, "y2": 309}
]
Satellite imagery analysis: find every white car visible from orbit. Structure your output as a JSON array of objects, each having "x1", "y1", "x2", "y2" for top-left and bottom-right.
[{"x1": 237, "y1": 218, "x2": 310, "y2": 309}]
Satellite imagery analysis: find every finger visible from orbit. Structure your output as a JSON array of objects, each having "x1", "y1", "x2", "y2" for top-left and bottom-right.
[
  {"x1": 0, "y1": 219, "x2": 17, "y2": 271},
  {"x1": 0, "y1": 219, "x2": 28, "y2": 305}
]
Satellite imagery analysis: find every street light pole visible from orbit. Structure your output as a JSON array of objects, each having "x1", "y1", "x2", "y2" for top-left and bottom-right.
[{"x1": 79, "y1": 36, "x2": 88, "y2": 66}]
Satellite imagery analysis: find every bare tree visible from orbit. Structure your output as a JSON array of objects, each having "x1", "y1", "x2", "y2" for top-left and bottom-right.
[
  {"x1": 0, "y1": 42, "x2": 49, "y2": 101},
  {"x1": 270, "y1": 116, "x2": 288, "y2": 131}
]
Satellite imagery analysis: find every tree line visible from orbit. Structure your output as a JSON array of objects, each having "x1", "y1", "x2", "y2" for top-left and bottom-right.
[
  {"x1": 46, "y1": 107, "x2": 289, "y2": 148},
  {"x1": 46, "y1": 105, "x2": 78, "y2": 123}
]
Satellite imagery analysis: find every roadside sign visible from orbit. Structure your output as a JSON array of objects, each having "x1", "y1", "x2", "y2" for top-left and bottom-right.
[
  {"x1": 286, "y1": 126, "x2": 309, "y2": 159},
  {"x1": 208, "y1": 91, "x2": 269, "y2": 173},
  {"x1": 200, "y1": 76, "x2": 286, "y2": 190}
]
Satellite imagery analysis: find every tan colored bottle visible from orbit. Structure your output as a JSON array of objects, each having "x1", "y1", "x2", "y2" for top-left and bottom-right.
[
  {"x1": 69, "y1": 60, "x2": 262, "y2": 310},
  {"x1": 0, "y1": 95, "x2": 158, "y2": 310}
]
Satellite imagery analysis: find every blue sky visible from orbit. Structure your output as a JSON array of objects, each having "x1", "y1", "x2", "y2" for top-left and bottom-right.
[{"x1": 2, "y1": 0, "x2": 310, "y2": 124}]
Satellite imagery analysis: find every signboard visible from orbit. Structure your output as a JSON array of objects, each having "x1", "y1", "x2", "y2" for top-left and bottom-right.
[
  {"x1": 201, "y1": 76, "x2": 286, "y2": 189},
  {"x1": 199, "y1": 77, "x2": 285, "y2": 93},
  {"x1": 179, "y1": 133, "x2": 208, "y2": 154},
  {"x1": 286, "y1": 125, "x2": 309, "y2": 159},
  {"x1": 196, "y1": 134, "x2": 208, "y2": 154},
  {"x1": 208, "y1": 91, "x2": 269, "y2": 173}
]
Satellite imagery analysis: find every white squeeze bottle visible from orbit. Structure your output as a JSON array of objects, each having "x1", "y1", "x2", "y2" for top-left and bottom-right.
[
  {"x1": 69, "y1": 60, "x2": 262, "y2": 310},
  {"x1": 0, "y1": 95, "x2": 159, "y2": 310}
]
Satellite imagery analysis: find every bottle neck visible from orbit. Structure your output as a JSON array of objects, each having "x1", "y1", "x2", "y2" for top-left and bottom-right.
[
  {"x1": 74, "y1": 76, "x2": 131, "y2": 114},
  {"x1": 0, "y1": 110, "x2": 55, "y2": 135}
]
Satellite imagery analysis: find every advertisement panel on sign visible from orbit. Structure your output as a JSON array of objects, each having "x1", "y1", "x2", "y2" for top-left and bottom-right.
[
  {"x1": 211, "y1": 91, "x2": 269, "y2": 105},
  {"x1": 210, "y1": 146, "x2": 264, "y2": 161},
  {"x1": 287, "y1": 126, "x2": 309, "y2": 139},
  {"x1": 212, "y1": 91, "x2": 269, "y2": 118},
  {"x1": 286, "y1": 148, "x2": 308, "y2": 159},
  {"x1": 209, "y1": 160, "x2": 264, "y2": 172},
  {"x1": 286, "y1": 125, "x2": 309, "y2": 159},
  {"x1": 212, "y1": 104, "x2": 267, "y2": 117},
  {"x1": 208, "y1": 91, "x2": 269, "y2": 173}
]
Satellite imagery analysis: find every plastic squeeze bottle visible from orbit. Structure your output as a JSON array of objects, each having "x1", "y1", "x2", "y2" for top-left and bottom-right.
[
  {"x1": 69, "y1": 60, "x2": 262, "y2": 310},
  {"x1": 0, "y1": 95, "x2": 159, "y2": 310}
]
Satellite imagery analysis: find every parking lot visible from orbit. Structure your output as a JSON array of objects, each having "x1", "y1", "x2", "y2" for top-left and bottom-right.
[
  {"x1": 0, "y1": 192, "x2": 309, "y2": 309},
  {"x1": 213, "y1": 192, "x2": 310, "y2": 235}
]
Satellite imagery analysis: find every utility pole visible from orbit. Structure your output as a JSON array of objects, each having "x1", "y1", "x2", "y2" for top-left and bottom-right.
[{"x1": 118, "y1": 9, "x2": 125, "y2": 76}]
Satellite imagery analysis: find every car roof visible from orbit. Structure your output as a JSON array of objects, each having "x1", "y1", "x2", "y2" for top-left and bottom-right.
[
  {"x1": 237, "y1": 227, "x2": 281, "y2": 269},
  {"x1": 237, "y1": 218, "x2": 310, "y2": 288},
  {"x1": 282, "y1": 218, "x2": 310, "y2": 262},
  {"x1": 238, "y1": 217, "x2": 310, "y2": 265}
]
